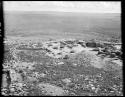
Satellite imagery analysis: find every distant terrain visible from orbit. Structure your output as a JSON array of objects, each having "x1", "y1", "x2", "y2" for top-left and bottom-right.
[{"x1": 4, "y1": 11, "x2": 121, "y2": 41}]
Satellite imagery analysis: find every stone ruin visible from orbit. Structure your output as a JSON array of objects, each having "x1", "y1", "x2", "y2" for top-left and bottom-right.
[{"x1": 2, "y1": 38, "x2": 122, "y2": 96}]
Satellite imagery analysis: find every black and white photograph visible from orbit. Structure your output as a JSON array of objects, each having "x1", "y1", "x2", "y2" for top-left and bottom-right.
[{"x1": 2, "y1": 1, "x2": 122, "y2": 96}]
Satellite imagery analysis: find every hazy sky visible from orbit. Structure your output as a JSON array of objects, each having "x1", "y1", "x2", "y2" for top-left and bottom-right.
[{"x1": 3, "y1": 1, "x2": 121, "y2": 13}]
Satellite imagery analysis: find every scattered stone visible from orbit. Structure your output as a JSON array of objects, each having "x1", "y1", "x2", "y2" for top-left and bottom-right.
[
  {"x1": 114, "y1": 45, "x2": 121, "y2": 50},
  {"x1": 53, "y1": 46, "x2": 58, "y2": 49},
  {"x1": 63, "y1": 46, "x2": 71, "y2": 53},
  {"x1": 63, "y1": 55, "x2": 69, "y2": 59},
  {"x1": 72, "y1": 44, "x2": 84, "y2": 53},
  {"x1": 26, "y1": 76, "x2": 38, "y2": 82},
  {"x1": 111, "y1": 60, "x2": 122, "y2": 66},
  {"x1": 37, "y1": 83, "x2": 67, "y2": 96},
  {"x1": 110, "y1": 53, "x2": 116, "y2": 58},
  {"x1": 91, "y1": 86, "x2": 96, "y2": 90},
  {"x1": 72, "y1": 63, "x2": 77, "y2": 66},
  {"x1": 70, "y1": 50, "x2": 75, "y2": 53},
  {"x1": 86, "y1": 41, "x2": 97, "y2": 48},
  {"x1": 3, "y1": 38, "x2": 123, "y2": 96},
  {"x1": 62, "y1": 78, "x2": 71, "y2": 85},
  {"x1": 58, "y1": 62, "x2": 64, "y2": 65},
  {"x1": 39, "y1": 73, "x2": 46, "y2": 78}
]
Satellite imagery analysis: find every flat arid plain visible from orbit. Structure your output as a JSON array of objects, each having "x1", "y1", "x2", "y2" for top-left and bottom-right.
[{"x1": 2, "y1": 11, "x2": 122, "y2": 96}]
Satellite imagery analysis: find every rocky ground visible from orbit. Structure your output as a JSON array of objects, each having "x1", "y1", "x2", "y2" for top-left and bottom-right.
[{"x1": 2, "y1": 38, "x2": 123, "y2": 96}]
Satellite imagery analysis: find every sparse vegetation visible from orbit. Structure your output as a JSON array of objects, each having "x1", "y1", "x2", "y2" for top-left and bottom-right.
[{"x1": 2, "y1": 38, "x2": 122, "y2": 96}]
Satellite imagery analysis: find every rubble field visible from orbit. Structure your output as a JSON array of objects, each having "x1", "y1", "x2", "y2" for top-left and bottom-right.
[{"x1": 2, "y1": 38, "x2": 123, "y2": 96}]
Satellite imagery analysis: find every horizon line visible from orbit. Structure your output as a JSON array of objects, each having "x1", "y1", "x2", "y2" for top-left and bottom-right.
[{"x1": 4, "y1": 10, "x2": 121, "y2": 14}]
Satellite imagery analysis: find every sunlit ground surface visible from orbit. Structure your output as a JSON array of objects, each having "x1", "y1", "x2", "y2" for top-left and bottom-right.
[{"x1": 2, "y1": 37, "x2": 123, "y2": 96}]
